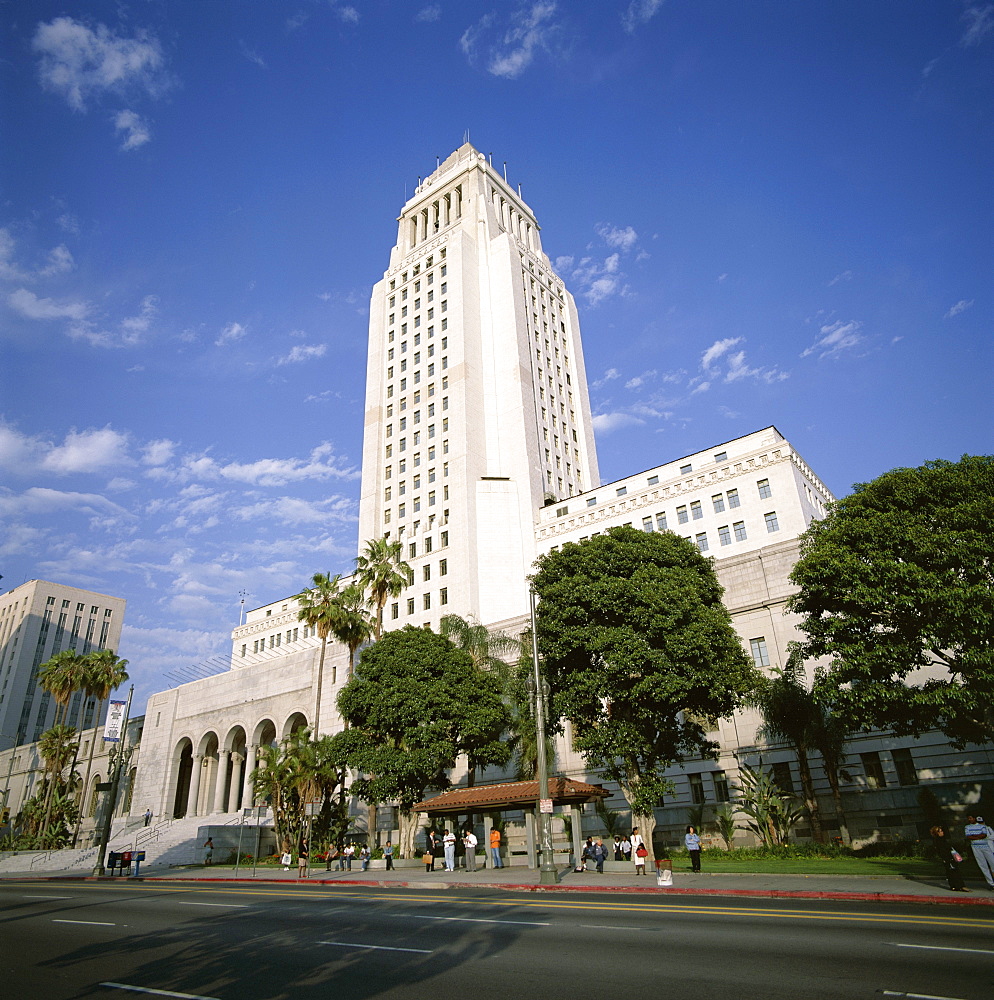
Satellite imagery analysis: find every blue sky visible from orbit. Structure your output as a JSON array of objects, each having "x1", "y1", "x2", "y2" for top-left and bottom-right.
[{"x1": 2, "y1": 1, "x2": 991, "y2": 712}]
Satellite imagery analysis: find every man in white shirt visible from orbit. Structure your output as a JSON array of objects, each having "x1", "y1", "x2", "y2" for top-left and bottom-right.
[
  {"x1": 965, "y1": 815, "x2": 994, "y2": 889},
  {"x1": 442, "y1": 828, "x2": 456, "y2": 871},
  {"x1": 463, "y1": 828, "x2": 478, "y2": 872}
]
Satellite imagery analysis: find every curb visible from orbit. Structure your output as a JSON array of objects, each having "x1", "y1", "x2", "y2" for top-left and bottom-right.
[{"x1": 13, "y1": 873, "x2": 993, "y2": 906}]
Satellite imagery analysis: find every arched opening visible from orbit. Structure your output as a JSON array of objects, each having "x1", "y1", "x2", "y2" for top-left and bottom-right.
[
  {"x1": 223, "y1": 725, "x2": 248, "y2": 813},
  {"x1": 282, "y1": 712, "x2": 308, "y2": 740},
  {"x1": 121, "y1": 766, "x2": 138, "y2": 815},
  {"x1": 198, "y1": 732, "x2": 220, "y2": 815},
  {"x1": 171, "y1": 739, "x2": 193, "y2": 819},
  {"x1": 88, "y1": 774, "x2": 103, "y2": 818}
]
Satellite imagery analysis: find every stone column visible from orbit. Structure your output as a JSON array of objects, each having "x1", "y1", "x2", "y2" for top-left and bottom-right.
[
  {"x1": 242, "y1": 744, "x2": 258, "y2": 809},
  {"x1": 188, "y1": 754, "x2": 204, "y2": 818},
  {"x1": 212, "y1": 750, "x2": 230, "y2": 814},
  {"x1": 483, "y1": 814, "x2": 494, "y2": 869},
  {"x1": 226, "y1": 753, "x2": 244, "y2": 813}
]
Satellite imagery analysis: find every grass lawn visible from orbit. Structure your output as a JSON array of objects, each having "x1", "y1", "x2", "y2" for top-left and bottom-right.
[{"x1": 664, "y1": 853, "x2": 984, "y2": 879}]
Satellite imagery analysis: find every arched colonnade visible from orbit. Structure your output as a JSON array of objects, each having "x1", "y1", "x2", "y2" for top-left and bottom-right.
[{"x1": 170, "y1": 712, "x2": 307, "y2": 819}]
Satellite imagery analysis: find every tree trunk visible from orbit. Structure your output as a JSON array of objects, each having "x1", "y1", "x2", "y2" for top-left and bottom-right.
[
  {"x1": 313, "y1": 638, "x2": 328, "y2": 736},
  {"x1": 620, "y1": 764, "x2": 657, "y2": 864},
  {"x1": 398, "y1": 808, "x2": 420, "y2": 859},
  {"x1": 72, "y1": 697, "x2": 103, "y2": 847},
  {"x1": 796, "y1": 745, "x2": 824, "y2": 842},
  {"x1": 824, "y1": 765, "x2": 850, "y2": 845}
]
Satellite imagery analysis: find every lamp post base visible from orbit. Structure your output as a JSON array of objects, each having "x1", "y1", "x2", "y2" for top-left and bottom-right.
[
  {"x1": 539, "y1": 865, "x2": 559, "y2": 885},
  {"x1": 92, "y1": 864, "x2": 105, "y2": 877}
]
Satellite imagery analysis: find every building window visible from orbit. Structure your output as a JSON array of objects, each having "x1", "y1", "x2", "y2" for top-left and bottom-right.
[
  {"x1": 714, "y1": 451, "x2": 727, "y2": 463},
  {"x1": 407, "y1": 598, "x2": 415, "y2": 616},
  {"x1": 772, "y1": 761, "x2": 794, "y2": 794},
  {"x1": 718, "y1": 525, "x2": 731, "y2": 546},
  {"x1": 727, "y1": 488, "x2": 740, "y2": 508},
  {"x1": 733, "y1": 520, "x2": 747, "y2": 541},
  {"x1": 712, "y1": 494, "x2": 725, "y2": 513},
  {"x1": 587, "y1": 497, "x2": 597, "y2": 507},
  {"x1": 676, "y1": 505, "x2": 689, "y2": 524},
  {"x1": 861, "y1": 752, "x2": 887, "y2": 789},
  {"x1": 757, "y1": 478, "x2": 772, "y2": 499},
  {"x1": 713, "y1": 771, "x2": 730, "y2": 802},
  {"x1": 656, "y1": 513, "x2": 667, "y2": 531},
  {"x1": 680, "y1": 464, "x2": 693, "y2": 475},
  {"x1": 647, "y1": 475, "x2": 659, "y2": 485},
  {"x1": 391, "y1": 603, "x2": 399, "y2": 620},
  {"x1": 690, "y1": 500, "x2": 703, "y2": 520},
  {"x1": 764, "y1": 511, "x2": 780, "y2": 533},
  {"x1": 440, "y1": 587, "x2": 448, "y2": 605},
  {"x1": 409, "y1": 542, "x2": 417, "y2": 559},
  {"x1": 423, "y1": 593, "x2": 431, "y2": 611},
  {"x1": 695, "y1": 532, "x2": 708, "y2": 552},
  {"x1": 642, "y1": 516, "x2": 653, "y2": 532},
  {"x1": 892, "y1": 748, "x2": 918, "y2": 786},
  {"x1": 749, "y1": 637, "x2": 770, "y2": 668},
  {"x1": 688, "y1": 773, "x2": 705, "y2": 804},
  {"x1": 616, "y1": 486, "x2": 627, "y2": 497}
]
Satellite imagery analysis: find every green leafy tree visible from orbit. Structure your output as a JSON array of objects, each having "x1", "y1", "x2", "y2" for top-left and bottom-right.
[
  {"x1": 734, "y1": 761, "x2": 805, "y2": 847},
  {"x1": 336, "y1": 626, "x2": 511, "y2": 857},
  {"x1": 789, "y1": 455, "x2": 994, "y2": 746},
  {"x1": 714, "y1": 802, "x2": 738, "y2": 850},
  {"x1": 354, "y1": 537, "x2": 411, "y2": 640},
  {"x1": 531, "y1": 525, "x2": 760, "y2": 861},
  {"x1": 294, "y1": 572, "x2": 344, "y2": 735}
]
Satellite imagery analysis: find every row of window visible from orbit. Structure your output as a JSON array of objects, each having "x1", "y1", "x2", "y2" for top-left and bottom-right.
[
  {"x1": 638, "y1": 511, "x2": 779, "y2": 551},
  {"x1": 390, "y1": 588, "x2": 449, "y2": 617},
  {"x1": 387, "y1": 252, "x2": 446, "y2": 293},
  {"x1": 383, "y1": 488, "x2": 450, "y2": 522},
  {"x1": 585, "y1": 478, "x2": 772, "y2": 514}
]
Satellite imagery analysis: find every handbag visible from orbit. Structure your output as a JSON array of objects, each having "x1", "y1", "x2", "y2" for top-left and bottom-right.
[
  {"x1": 636, "y1": 845, "x2": 648, "y2": 858},
  {"x1": 281, "y1": 852, "x2": 292, "y2": 866},
  {"x1": 951, "y1": 850, "x2": 963, "y2": 863},
  {"x1": 422, "y1": 853, "x2": 433, "y2": 865}
]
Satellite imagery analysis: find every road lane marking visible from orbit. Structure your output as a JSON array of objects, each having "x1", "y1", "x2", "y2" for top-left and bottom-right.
[
  {"x1": 23, "y1": 894, "x2": 75, "y2": 899},
  {"x1": 889, "y1": 942, "x2": 994, "y2": 956},
  {"x1": 54, "y1": 918, "x2": 116, "y2": 926},
  {"x1": 409, "y1": 913, "x2": 549, "y2": 926},
  {"x1": 317, "y1": 940, "x2": 433, "y2": 954},
  {"x1": 580, "y1": 923, "x2": 642, "y2": 931},
  {"x1": 879, "y1": 992, "x2": 969, "y2": 1000},
  {"x1": 176, "y1": 901, "x2": 248, "y2": 908},
  {"x1": 100, "y1": 983, "x2": 220, "y2": 1000}
]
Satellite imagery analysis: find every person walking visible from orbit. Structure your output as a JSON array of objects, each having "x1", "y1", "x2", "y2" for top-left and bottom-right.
[
  {"x1": 443, "y1": 828, "x2": 456, "y2": 871},
  {"x1": 143, "y1": 808, "x2": 152, "y2": 827},
  {"x1": 384, "y1": 841, "x2": 394, "y2": 870},
  {"x1": 685, "y1": 825, "x2": 702, "y2": 873},
  {"x1": 203, "y1": 837, "x2": 214, "y2": 866},
  {"x1": 930, "y1": 825, "x2": 967, "y2": 892},
  {"x1": 298, "y1": 840, "x2": 309, "y2": 878},
  {"x1": 463, "y1": 828, "x2": 478, "y2": 872},
  {"x1": 631, "y1": 828, "x2": 647, "y2": 875},
  {"x1": 965, "y1": 815, "x2": 994, "y2": 889},
  {"x1": 489, "y1": 826, "x2": 503, "y2": 868}
]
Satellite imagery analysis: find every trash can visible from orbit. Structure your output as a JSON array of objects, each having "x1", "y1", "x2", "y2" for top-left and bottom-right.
[{"x1": 655, "y1": 858, "x2": 673, "y2": 887}]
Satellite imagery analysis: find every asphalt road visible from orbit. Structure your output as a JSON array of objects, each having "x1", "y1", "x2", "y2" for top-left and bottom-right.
[{"x1": 1, "y1": 880, "x2": 991, "y2": 1000}]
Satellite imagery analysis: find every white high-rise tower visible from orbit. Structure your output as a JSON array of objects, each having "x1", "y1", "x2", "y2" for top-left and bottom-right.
[{"x1": 358, "y1": 143, "x2": 600, "y2": 629}]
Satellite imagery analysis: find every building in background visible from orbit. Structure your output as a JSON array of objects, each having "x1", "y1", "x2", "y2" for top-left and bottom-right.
[{"x1": 0, "y1": 580, "x2": 126, "y2": 748}]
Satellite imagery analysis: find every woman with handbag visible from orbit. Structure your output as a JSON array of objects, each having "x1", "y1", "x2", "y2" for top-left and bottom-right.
[
  {"x1": 931, "y1": 825, "x2": 968, "y2": 891},
  {"x1": 631, "y1": 827, "x2": 647, "y2": 875}
]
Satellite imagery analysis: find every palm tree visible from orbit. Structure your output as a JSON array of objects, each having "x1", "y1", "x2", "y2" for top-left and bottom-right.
[
  {"x1": 329, "y1": 583, "x2": 375, "y2": 682},
  {"x1": 294, "y1": 572, "x2": 343, "y2": 736},
  {"x1": 38, "y1": 650, "x2": 88, "y2": 832},
  {"x1": 71, "y1": 649, "x2": 129, "y2": 847},
  {"x1": 36, "y1": 723, "x2": 79, "y2": 846},
  {"x1": 354, "y1": 537, "x2": 411, "y2": 640},
  {"x1": 749, "y1": 651, "x2": 825, "y2": 842}
]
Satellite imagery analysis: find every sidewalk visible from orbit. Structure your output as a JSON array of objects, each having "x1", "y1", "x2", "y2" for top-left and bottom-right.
[{"x1": 3, "y1": 860, "x2": 993, "y2": 907}]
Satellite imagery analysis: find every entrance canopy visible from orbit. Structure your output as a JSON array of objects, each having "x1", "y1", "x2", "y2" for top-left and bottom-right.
[{"x1": 412, "y1": 775, "x2": 609, "y2": 815}]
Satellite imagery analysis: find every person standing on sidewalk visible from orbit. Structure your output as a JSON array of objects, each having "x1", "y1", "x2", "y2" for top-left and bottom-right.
[
  {"x1": 463, "y1": 828, "x2": 478, "y2": 871},
  {"x1": 443, "y1": 828, "x2": 456, "y2": 871},
  {"x1": 298, "y1": 840, "x2": 309, "y2": 878},
  {"x1": 204, "y1": 837, "x2": 214, "y2": 866},
  {"x1": 965, "y1": 815, "x2": 994, "y2": 889},
  {"x1": 685, "y1": 825, "x2": 702, "y2": 873},
  {"x1": 489, "y1": 826, "x2": 503, "y2": 868},
  {"x1": 631, "y1": 828, "x2": 647, "y2": 875},
  {"x1": 930, "y1": 825, "x2": 967, "y2": 891},
  {"x1": 425, "y1": 828, "x2": 439, "y2": 871},
  {"x1": 384, "y1": 841, "x2": 394, "y2": 870},
  {"x1": 144, "y1": 808, "x2": 152, "y2": 827}
]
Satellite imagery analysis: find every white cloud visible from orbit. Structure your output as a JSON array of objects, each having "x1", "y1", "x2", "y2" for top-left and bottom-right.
[
  {"x1": 592, "y1": 367, "x2": 621, "y2": 389},
  {"x1": 335, "y1": 5, "x2": 361, "y2": 24},
  {"x1": 119, "y1": 295, "x2": 157, "y2": 343},
  {"x1": 114, "y1": 109, "x2": 151, "y2": 150},
  {"x1": 622, "y1": 0, "x2": 665, "y2": 34},
  {"x1": 596, "y1": 223, "x2": 638, "y2": 252},
  {"x1": 489, "y1": 2, "x2": 558, "y2": 79},
  {"x1": 0, "y1": 486, "x2": 132, "y2": 521},
  {"x1": 961, "y1": 5, "x2": 994, "y2": 46},
  {"x1": 277, "y1": 343, "x2": 327, "y2": 365},
  {"x1": 801, "y1": 319, "x2": 863, "y2": 359},
  {"x1": 625, "y1": 369, "x2": 656, "y2": 389},
  {"x1": 231, "y1": 496, "x2": 355, "y2": 526},
  {"x1": 417, "y1": 5, "x2": 442, "y2": 22},
  {"x1": 592, "y1": 412, "x2": 645, "y2": 434},
  {"x1": 216, "y1": 321, "x2": 247, "y2": 346},
  {"x1": 701, "y1": 337, "x2": 787, "y2": 383},
  {"x1": 142, "y1": 439, "x2": 177, "y2": 466},
  {"x1": 32, "y1": 17, "x2": 168, "y2": 112},
  {"x1": 828, "y1": 269, "x2": 853, "y2": 286},
  {"x1": 239, "y1": 41, "x2": 267, "y2": 69},
  {"x1": 8, "y1": 287, "x2": 89, "y2": 321},
  {"x1": 700, "y1": 337, "x2": 743, "y2": 371},
  {"x1": 42, "y1": 427, "x2": 132, "y2": 474},
  {"x1": 944, "y1": 299, "x2": 974, "y2": 319}
]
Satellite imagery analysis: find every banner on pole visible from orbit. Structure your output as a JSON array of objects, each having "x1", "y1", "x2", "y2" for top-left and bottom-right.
[{"x1": 103, "y1": 700, "x2": 126, "y2": 742}]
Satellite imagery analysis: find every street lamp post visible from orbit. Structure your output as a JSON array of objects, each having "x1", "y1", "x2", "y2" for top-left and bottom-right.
[
  {"x1": 529, "y1": 588, "x2": 559, "y2": 885},
  {"x1": 0, "y1": 733, "x2": 19, "y2": 827},
  {"x1": 92, "y1": 686, "x2": 134, "y2": 876}
]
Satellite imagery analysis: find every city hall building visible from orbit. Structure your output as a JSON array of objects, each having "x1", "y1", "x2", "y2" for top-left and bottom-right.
[{"x1": 123, "y1": 145, "x2": 989, "y2": 848}]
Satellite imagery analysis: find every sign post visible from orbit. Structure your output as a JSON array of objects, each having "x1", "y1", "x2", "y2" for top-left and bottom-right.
[
  {"x1": 530, "y1": 589, "x2": 559, "y2": 885},
  {"x1": 92, "y1": 686, "x2": 134, "y2": 876}
]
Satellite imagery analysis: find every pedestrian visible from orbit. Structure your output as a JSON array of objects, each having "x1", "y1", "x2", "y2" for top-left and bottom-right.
[
  {"x1": 203, "y1": 837, "x2": 214, "y2": 866},
  {"x1": 463, "y1": 828, "x2": 478, "y2": 872},
  {"x1": 613, "y1": 835, "x2": 623, "y2": 861},
  {"x1": 325, "y1": 843, "x2": 339, "y2": 871},
  {"x1": 621, "y1": 835, "x2": 632, "y2": 864},
  {"x1": 298, "y1": 840, "x2": 309, "y2": 878},
  {"x1": 593, "y1": 838, "x2": 608, "y2": 873},
  {"x1": 384, "y1": 841, "x2": 394, "y2": 870},
  {"x1": 335, "y1": 844, "x2": 346, "y2": 871},
  {"x1": 631, "y1": 827, "x2": 647, "y2": 875},
  {"x1": 443, "y1": 828, "x2": 456, "y2": 871},
  {"x1": 965, "y1": 815, "x2": 994, "y2": 889},
  {"x1": 359, "y1": 844, "x2": 370, "y2": 871},
  {"x1": 685, "y1": 825, "x2": 702, "y2": 873},
  {"x1": 143, "y1": 808, "x2": 152, "y2": 827},
  {"x1": 579, "y1": 837, "x2": 594, "y2": 871},
  {"x1": 930, "y1": 825, "x2": 967, "y2": 892},
  {"x1": 425, "y1": 828, "x2": 439, "y2": 871},
  {"x1": 489, "y1": 826, "x2": 503, "y2": 868}
]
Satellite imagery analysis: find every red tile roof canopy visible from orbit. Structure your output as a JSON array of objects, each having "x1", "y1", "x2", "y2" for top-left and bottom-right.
[{"x1": 411, "y1": 776, "x2": 610, "y2": 815}]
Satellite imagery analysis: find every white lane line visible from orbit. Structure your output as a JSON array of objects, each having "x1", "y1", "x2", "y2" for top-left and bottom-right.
[
  {"x1": 100, "y1": 983, "x2": 221, "y2": 1000},
  {"x1": 580, "y1": 923, "x2": 642, "y2": 931},
  {"x1": 317, "y1": 940, "x2": 433, "y2": 954},
  {"x1": 175, "y1": 901, "x2": 249, "y2": 908},
  {"x1": 410, "y1": 913, "x2": 549, "y2": 927},
  {"x1": 889, "y1": 942, "x2": 994, "y2": 955},
  {"x1": 53, "y1": 918, "x2": 116, "y2": 926},
  {"x1": 23, "y1": 894, "x2": 75, "y2": 899},
  {"x1": 879, "y1": 992, "x2": 969, "y2": 1000}
]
